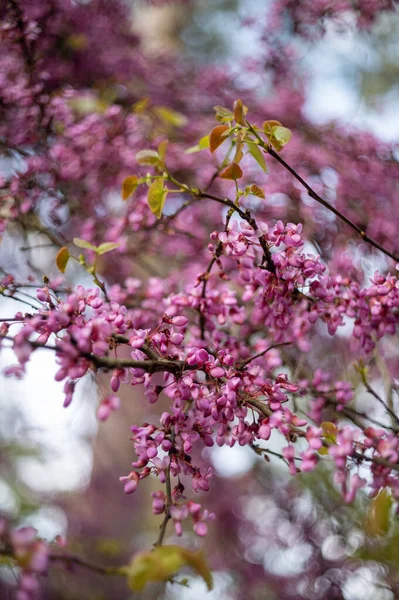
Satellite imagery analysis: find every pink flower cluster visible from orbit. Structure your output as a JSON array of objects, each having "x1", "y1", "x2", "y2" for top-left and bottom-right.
[{"x1": 0, "y1": 521, "x2": 49, "y2": 600}]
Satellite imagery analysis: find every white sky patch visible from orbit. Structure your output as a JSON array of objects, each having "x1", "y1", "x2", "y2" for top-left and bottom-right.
[
  {"x1": 210, "y1": 444, "x2": 256, "y2": 478},
  {"x1": 0, "y1": 295, "x2": 98, "y2": 499},
  {"x1": 19, "y1": 505, "x2": 68, "y2": 541},
  {"x1": 165, "y1": 571, "x2": 236, "y2": 600}
]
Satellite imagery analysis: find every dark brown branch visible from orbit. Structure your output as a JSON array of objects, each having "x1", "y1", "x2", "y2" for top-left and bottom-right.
[
  {"x1": 246, "y1": 120, "x2": 399, "y2": 263},
  {"x1": 1, "y1": 335, "x2": 195, "y2": 376}
]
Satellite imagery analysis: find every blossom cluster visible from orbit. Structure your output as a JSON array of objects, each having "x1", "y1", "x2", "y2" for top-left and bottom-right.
[
  {"x1": 2, "y1": 211, "x2": 399, "y2": 540},
  {"x1": 0, "y1": 520, "x2": 49, "y2": 600}
]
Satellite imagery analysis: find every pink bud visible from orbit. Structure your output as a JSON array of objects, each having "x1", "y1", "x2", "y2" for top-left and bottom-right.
[
  {"x1": 258, "y1": 424, "x2": 271, "y2": 440},
  {"x1": 194, "y1": 521, "x2": 207, "y2": 536},
  {"x1": 146, "y1": 446, "x2": 157, "y2": 459},
  {"x1": 210, "y1": 366, "x2": 225, "y2": 378},
  {"x1": 170, "y1": 333, "x2": 184, "y2": 345},
  {"x1": 172, "y1": 316, "x2": 188, "y2": 327},
  {"x1": 124, "y1": 480, "x2": 138, "y2": 494},
  {"x1": 110, "y1": 375, "x2": 120, "y2": 392},
  {"x1": 97, "y1": 404, "x2": 111, "y2": 421}
]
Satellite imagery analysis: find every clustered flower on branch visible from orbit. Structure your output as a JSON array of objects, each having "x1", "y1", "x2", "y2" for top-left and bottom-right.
[{"x1": 1, "y1": 0, "x2": 399, "y2": 595}]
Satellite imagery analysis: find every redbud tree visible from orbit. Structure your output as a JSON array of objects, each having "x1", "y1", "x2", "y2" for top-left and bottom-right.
[{"x1": 1, "y1": 0, "x2": 399, "y2": 598}]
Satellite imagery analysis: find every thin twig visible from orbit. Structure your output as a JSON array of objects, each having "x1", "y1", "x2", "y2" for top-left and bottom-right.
[
  {"x1": 363, "y1": 380, "x2": 399, "y2": 426},
  {"x1": 251, "y1": 444, "x2": 302, "y2": 463},
  {"x1": 0, "y1": 547, "x2": 123, "y2": 576},
  {"x1": 247, "y1": 396, "x2": 399, "y2": 473},
  {"x1": 238, "y1": 342, "x2": 292, "y2": 370}
]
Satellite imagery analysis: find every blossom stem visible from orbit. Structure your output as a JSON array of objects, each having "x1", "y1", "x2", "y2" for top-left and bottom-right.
[
  {"x1": 154, "y1": 448, "x2": 173, "y2": 547},
  {"x1": 238, "y1": 342, "x2": 292, "y2": 370}
]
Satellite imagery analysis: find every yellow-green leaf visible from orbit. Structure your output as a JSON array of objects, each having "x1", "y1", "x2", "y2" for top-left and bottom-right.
[
  {"x1": 220, "y1": 162, "x2": 243, "y2": 180},
  {"x1": 247, "y1": 143, "x2": 267, "y2": 172},
  {"x1": 180, "y1": 547, "x2": 213, "y2": 591},
  {"x1": 73, "y1": 238, "x2": 97, "y2": 251},
  {"x1": 126, "y1": 546, "x2": 213, "y2": 593},
  {"x1": 136, "y1": 149, "x2": 161, "y2": 167},
  {"x1": 132, "y1": 97, "x2": 150, "y2": 113},
  {"x1": 147, "y1": 179, "x2": 168, "y2": 219},
  {"x1": 366, "y1": 488, "x2": 393, "y2": 537},
  {"x1": 68, "y1": 96, "x2": 108, "y2": 115},
  {"x1": 213, "y1": 105, "x2": 234, "y2": 123},
  {"x1": 97, "y1": 242, "x2": 120, "y2": 255},
  {"x1": 158, "y1": 140, "x2": 168, "y2": 161},
  {"x1": 185, "y1": 135, "x2": 210, "y2": 154},
  {"x1": 272, "y1": 126, "x2": 292, "y2": 148},
  {"x1": 209, "y1": 125, "x2": 230, "y2": 153},
  {"x1": 319, "y1": 421, "x2": 337, "y2": 455},
  {"x1": 263, "y1": 120, "x2": 282, "y2": 135},
  {"x1": 56, "y1": 246, "x2": 70, "y2": 273},
  {"x1": 154, "y1": 106, "x2": 188, "y2": 128},
  {"x1": 65, "y1": 34, "x2": 88, "y2": 51},
  {"x1": 121, "y1": 176, "x2": 140, "y2": 201}
]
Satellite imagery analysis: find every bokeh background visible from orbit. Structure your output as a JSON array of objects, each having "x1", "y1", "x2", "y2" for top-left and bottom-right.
[{"x1": 1, "y1": 1, "x2": 399, "y2": 599}]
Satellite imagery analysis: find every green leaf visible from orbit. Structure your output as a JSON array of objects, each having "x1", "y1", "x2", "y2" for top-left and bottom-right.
[
  {"x1": 147, "y1": 179, "x2": 168, "y2": 219},
  {"x1": 154, "y1": 106, "x2": 188, "y2": 128},
  {"x1": 55, "y1": 246, "x2": 70, "y2": 273},
  {"x1": 126, "y1": 546, "x2": 213, "y2": 593},
  {"x1": 136, "y1": 149, "x2": 161, "y2": 167},
  {"x1": 185, "y1": 135, "x2": 210, "y2": 154},
  {"x1": 366, "y1": 488, "x2": 393, "y2": 537},
  {"x1": 247, "y1": 142, "x2": 267, "y2": 172},
  {"x1": 121, "y1": 176, "x2": 140, "y2": 201},
  {"x1": 73, "y1": 238, "x2": 97, "y2": 251},
  {"x1": 97, "y1": 242, "x2": 120, "y2": 255}
]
